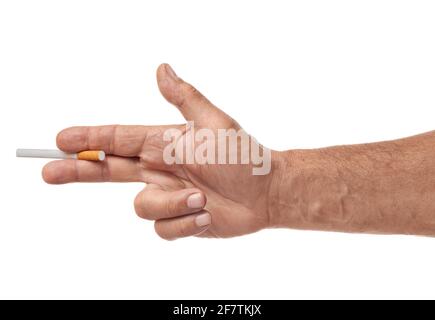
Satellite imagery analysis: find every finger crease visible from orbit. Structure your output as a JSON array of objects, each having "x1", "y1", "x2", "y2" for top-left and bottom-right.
[
  {"x1": 139, "y1": 127, "x2": 148, "y2": 155},
  {"x1": 101, "y1": 160, "x2": 111, "y2": 182},
  {"x1": 165, "y1": 197, "x2": 172, "y2": 217},
  {"x1": 85, "y1": 127, "x2": 91, "y2": 151},
  {"x1": 74, "y1": 161, "x2": 80, "y2": 182},
  {"x1": 109, "y1": 125, "x2": 120, "y2": 155}
]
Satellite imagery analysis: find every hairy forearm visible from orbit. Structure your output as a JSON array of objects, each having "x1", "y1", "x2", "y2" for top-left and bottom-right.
[{"x1": 270, "y1": 131, "x2": 435, "y2": 236}]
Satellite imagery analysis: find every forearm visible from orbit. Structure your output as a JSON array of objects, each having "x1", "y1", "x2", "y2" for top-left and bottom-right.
[{"x1": 270, "y1": 131, "x2": 435, "y2": 236}]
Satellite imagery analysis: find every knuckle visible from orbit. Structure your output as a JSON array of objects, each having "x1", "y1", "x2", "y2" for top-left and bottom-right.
[
  {"x1": 139, "y1": 150, "x2": 162, "y2": 168},
  {"x1": 226, "y1": 117, "x2": 241, "y2": 130},
  {"x1": 176, "y1": 219, "x2": 191, "y2": 238},
  {"x1": 182, "y1": 83, "x2": 199, "y2": 97},
  {"x1": 179, "y1": 83, "x2": 205, "y2": 108},
  {"x1": 165, "y1": 196, "x2": 181, "y2": 217}
]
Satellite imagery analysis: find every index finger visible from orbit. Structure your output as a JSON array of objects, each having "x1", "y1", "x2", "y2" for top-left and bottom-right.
[{"x1": 56, "y1": 125, "x2": 150, "y2": 157}]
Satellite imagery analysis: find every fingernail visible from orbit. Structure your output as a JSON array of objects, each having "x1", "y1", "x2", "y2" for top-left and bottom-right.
[
  {"x1": 187, "y1": 193, "x2": 205, "y2": 209},
  {"x1": 165, "y1": 64, "x2": 179, "y2": 80},
  {"x1": 195, "y1": 212, "x2": 211, "y2": 227}
]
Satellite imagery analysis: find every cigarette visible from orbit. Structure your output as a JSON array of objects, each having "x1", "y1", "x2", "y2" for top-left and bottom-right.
[{"x1": 16, "y1": 149, "x2": 106, "y2": 161}]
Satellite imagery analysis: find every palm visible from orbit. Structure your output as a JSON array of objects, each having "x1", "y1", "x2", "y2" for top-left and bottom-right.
[
  {"x1": 186, "y1": 164, "x2": 272, "y2": 238},
  {"x1": 139, "y1": 123, "x2": 273, "y2": 238}
]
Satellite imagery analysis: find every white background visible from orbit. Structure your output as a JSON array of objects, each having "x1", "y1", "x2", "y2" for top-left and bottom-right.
[{"x1": 1, "y1": 0, "x2": 435, "y2": 299}]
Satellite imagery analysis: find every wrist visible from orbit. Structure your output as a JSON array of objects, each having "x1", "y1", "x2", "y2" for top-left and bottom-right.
[
  {"x1": 267, "y1": 149, "x2": 301, "y2": 228},
  {"x1": 267, "y1": 148, "x2": 347, "y2": 231}
]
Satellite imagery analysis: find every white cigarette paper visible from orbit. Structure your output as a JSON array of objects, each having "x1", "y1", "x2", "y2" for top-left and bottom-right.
[{"x1": 16, "y1": 149, "x2": 106, "y2": 161}]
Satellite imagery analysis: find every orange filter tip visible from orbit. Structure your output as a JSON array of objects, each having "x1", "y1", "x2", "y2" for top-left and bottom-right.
[{"x1": 77, "y1": 150, "x2": 106, "y2": 161}]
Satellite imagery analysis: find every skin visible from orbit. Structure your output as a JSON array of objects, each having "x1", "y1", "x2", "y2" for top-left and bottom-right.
[{"x1": 43, "y1": 63, "x2": 435, "y2": 239}]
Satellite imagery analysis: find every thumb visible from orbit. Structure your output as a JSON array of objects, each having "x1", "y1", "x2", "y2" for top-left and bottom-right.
[{"x1": 156, "y1": 63, "x2": 235, "y2": 128}]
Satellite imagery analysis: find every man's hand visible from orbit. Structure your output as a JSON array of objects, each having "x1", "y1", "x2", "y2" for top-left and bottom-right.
[
  {"x1": 42, "y1": 64, "x2": 279, "y2": 240},
  {"x1": 43, "y1": 63, "x2": 435, "y2": 239}
]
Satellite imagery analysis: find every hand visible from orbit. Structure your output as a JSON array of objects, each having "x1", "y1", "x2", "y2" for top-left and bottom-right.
[{"x1": 42, "y1": 64, "x2": 280, "y2": 240}]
